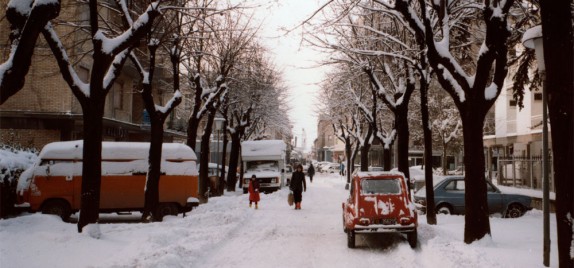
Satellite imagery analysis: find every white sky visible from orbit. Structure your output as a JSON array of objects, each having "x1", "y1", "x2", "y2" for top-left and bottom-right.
[{"x1": 237, "y1": 0, "x2": 330, "y2": 153}]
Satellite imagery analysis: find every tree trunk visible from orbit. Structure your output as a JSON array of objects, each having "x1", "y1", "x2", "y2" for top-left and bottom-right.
[
  {"x1": 442, "y1": 143, "x2": 448, "y2": 176},
  {"x1": 187, "y1": 116, "x2": 200, "y2": 151},
  {"x1": 383, "y1": 146, "x2": 392, "y2": 171},
  {"x1": 539, "y1": 1, "x2": 574, "y2": 266},
  {"x1": 198, "y1": 113, "x2": 215, "y2": 202},
  {"x1": 227, "y1": 132, "x2": 241, "y2": 192},
  {"x1": 421, "y1": 84, "x2": 436, "y2": 225},
  {"x1": 345, "y1": 138, "x2": 352, "y2": 187},
  {"x1": 396, "y1": 108, "x2": 411, "y2": 185},
  {"x1": 461, "y1": 112, "x2": 491, "y2": 243},
  {"x1": 142, "y1": 115, "x2": 165, "y2": 221},
  {"x1": 218, "y1": 121, "x2": 228, "y2": 195},
  {"x1": 360, "y1": 143, "x2": 371, "y2": 172},
  {"x1": 77, "y1": 101, "x2": 104, "y2": 232}
]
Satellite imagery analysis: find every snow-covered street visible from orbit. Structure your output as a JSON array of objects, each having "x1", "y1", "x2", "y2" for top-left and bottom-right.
[{"x1": 0, "y1": 173, "x2": 559, "y2": 268}]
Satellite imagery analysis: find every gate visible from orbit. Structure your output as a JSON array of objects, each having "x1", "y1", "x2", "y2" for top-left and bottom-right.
[{"x1": 497, "y1": 155, "x2": 554, "y2": 191}]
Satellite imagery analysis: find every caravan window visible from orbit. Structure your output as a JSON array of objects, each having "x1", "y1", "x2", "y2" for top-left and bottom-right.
[{"x1": 246, "y1": 160, "x2": 279, "y2": 172}]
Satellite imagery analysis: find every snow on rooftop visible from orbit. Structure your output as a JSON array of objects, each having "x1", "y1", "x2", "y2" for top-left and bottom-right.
[{"x1": 39, "y1": 140, "x2": 196, "y2": 161}]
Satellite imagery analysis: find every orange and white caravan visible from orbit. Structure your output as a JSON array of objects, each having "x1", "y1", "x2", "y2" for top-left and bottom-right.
[{"x1": 16, "y1": 141, "x2": 199, "y2": 221}]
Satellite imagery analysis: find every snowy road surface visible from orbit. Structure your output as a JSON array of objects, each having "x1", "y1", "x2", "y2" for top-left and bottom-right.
[{"x1": 0, "y1": 173, "x2": 559, "y2": 268}]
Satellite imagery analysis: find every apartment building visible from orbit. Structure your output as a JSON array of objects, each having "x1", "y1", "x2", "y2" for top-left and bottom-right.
[
  {"x1": 0, "y1": 0, "x2": 186, "y2": 150},
  {"x1": 483, "y1": 69, "x2": 552, "y2": 190}
]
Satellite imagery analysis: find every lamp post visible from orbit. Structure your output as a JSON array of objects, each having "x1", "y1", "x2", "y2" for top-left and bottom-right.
[
  {"x1": 522, "y1": 25, "x2": 550, "y2": 267},
  {"x1": 214, "y1": 117, "x2": 225, "y2": 191}
]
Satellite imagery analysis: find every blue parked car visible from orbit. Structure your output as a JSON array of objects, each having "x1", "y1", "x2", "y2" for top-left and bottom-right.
[{"x1": 413, "y1": 176, "x2": 532, "y2": 218}]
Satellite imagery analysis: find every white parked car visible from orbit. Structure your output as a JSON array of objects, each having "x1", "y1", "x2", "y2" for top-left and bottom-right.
[
  {"x1": 320, "y1": 163, "x2": 339, "y2": 173},
  {"x1": 391, "y1": 165, "x2": 441, "y2": 191}
]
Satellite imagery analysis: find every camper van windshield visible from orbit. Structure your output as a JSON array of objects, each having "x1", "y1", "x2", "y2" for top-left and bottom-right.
[{"x1": 246, "y1": 161, "x2": 279, "y2": 172}]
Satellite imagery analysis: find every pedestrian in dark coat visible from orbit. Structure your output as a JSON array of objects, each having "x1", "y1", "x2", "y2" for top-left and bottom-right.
[
  {"x1": 248, "y1": 175, "x2": 260, "y2": 209},
  {"x1": 307, "y1": 163, "x2": 315, "y2": 183},
  {"x1": 289, "y1": 164, "x2": 306, "y2": 210}
]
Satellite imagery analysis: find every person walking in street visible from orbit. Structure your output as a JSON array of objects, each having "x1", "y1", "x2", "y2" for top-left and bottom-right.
[
  {"x1": 290, "y1": 164, "x2": 306, "y2": 210},
  {"x1": 248, "y1": 175, "x2": 260, "y2": 209},
  {"x1": 307, "y1": 163, "x2": 315, "y2": 183}
]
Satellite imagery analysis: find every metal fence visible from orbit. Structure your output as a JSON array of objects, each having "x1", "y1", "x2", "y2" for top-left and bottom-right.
[{"x1": 497, "y1": 155, "x2": 554, "y2": 191}]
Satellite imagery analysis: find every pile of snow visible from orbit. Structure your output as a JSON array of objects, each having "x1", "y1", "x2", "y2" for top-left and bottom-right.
[{"x1": 0, "y1": 172, "x2": 559, "y2": 268}]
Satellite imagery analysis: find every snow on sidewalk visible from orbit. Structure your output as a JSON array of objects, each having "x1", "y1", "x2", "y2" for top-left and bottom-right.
[{"x1": 0, "y1": 173, "x2": 559, "y2": 268}]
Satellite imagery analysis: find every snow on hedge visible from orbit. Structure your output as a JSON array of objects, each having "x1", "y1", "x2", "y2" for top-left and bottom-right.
[{"x1": 0, "y1": 145, "x2": 38, "y2": 183}]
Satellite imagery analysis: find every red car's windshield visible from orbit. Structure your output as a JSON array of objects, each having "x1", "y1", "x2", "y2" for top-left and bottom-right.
[{"x1": 360, "y1": 178, "x2": 402, "y2": 195}]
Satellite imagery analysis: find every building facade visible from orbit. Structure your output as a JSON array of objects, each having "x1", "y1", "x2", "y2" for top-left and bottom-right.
[
  {"x1": 483, "y1": 69, "x2": 553, "y2": 191},
  {"x1": 0, "y1": 0, "x2": 186, "y2": 150}
]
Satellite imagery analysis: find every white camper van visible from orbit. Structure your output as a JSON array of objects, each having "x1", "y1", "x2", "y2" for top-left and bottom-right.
[{"x1": 241, "y1": 140, "x2": 287, "y2": 194}]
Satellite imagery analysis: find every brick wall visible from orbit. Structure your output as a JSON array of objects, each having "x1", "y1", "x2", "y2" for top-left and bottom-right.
[{"x1": 0, "y1": 129, "x2": 61, "y2": 150}]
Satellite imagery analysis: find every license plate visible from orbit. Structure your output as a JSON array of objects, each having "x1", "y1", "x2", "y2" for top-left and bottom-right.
[{"x1": 381, "y1": 218, "x2": 396, "y2": 225}]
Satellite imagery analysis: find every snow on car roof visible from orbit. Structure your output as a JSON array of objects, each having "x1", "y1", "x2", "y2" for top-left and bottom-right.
[
  {"x1": 355, "y1": 170, "x2": 406, "y2": 178},
  {"x1": 39, "y1": 140, "x2": 197, "y2": 161}
]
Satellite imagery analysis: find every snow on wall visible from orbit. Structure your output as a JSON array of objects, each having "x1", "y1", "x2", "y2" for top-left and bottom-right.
[{"x1": 241, "y1": 140, "x2": 286, "y2": 160}]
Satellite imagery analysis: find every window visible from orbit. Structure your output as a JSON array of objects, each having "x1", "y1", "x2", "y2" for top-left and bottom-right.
[
  {"x1": 534, "y1": 93, "x2": 543, "y2": 101},
  {"x1": 444, "y1": 179, "x2": 465, "y2": 191},
  {"x1": 113, "y1": 81, "x2": 124, "y2": 110},
  {"x1": 509, "y1": 100, "x2": 517, "y2": 107},
  {"x1": 361, "y1": 179, "x2": 402, "y2": 195}
]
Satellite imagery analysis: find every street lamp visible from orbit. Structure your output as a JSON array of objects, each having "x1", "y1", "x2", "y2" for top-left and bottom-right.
[
  {"x1": 522, "y1": 25, "x2": 550, "y2": 267},
  {"x1": 214, "y1": 117, "x2": 225, "y2": 183}
]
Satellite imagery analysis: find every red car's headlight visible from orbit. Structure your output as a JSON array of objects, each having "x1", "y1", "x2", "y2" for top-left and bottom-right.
[{"x1": 359, "y1": 218, "x2": 370, "y2": 226}]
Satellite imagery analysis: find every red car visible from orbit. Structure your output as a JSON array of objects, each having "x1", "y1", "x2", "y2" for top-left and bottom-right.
[{"x1": 342, "y1": 171, "x2": 418, "y2": 248}]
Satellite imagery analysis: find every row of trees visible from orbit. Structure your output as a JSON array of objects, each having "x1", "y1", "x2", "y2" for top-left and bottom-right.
[
  {"x1": 306, "y1": 0, "x2": 572, "y2": 266},
  {"x1": 0, "y1": 0, "x2": 290, "y2": 231}
]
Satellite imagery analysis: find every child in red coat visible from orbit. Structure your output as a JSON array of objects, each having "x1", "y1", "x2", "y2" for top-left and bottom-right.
[{"x1": 248, "y1": 175, "x2": 260, "y2": 209}]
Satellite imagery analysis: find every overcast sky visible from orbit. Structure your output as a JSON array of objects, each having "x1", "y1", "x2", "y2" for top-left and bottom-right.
[{"x1": 235, "y1": 0, "x2": 330, "y2": 153}]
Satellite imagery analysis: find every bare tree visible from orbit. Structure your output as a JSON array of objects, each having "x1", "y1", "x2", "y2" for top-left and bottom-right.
[
  {"x1": 428, "y1": 88, "x2": 462, "y2": 175},
  {"x1": 128, "y1": 17, "x2": 184, "y2": 220},
  {"x1": 32, "y1": 0, "x2": 162, "y2": 232},
  {"x1": 223, "y1": 46, "x2": 287, "y2": 191},
  {"x1": 370, "y1": 0, "x2": 517, "y2": 242}
]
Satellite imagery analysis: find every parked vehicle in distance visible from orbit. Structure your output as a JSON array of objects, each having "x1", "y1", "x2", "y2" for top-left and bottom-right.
[
  {"x1": 326, "y1": 165, "x2": 340, "y2": 174},
  {"x1": 320, "y1": 163, "x2": 338, "y2": 173},
  {"x1": 342, "y1": 171, "x2": 418, "y2": 249},
  {"x1": 284, "y1": 165, "x2": 293, "y2": 186},
  {"x1": 368, "y1": 166, "x2": 384, "y2": 171},
  {"x1": 413, "y1": 176, "x2": 532, "y2": 218},
  {"x1": 315, "y1": 162, "x2": 331, "y2": 172},
  {"x1": 198, "y1": 163, "x2": 227, "y2": 197},
  {"x1": 16, "y1": 141, "x2": 200, "y2": 221},
  {"x1": 241, "y1": 140, "x2": 287, "y2": 193}
]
